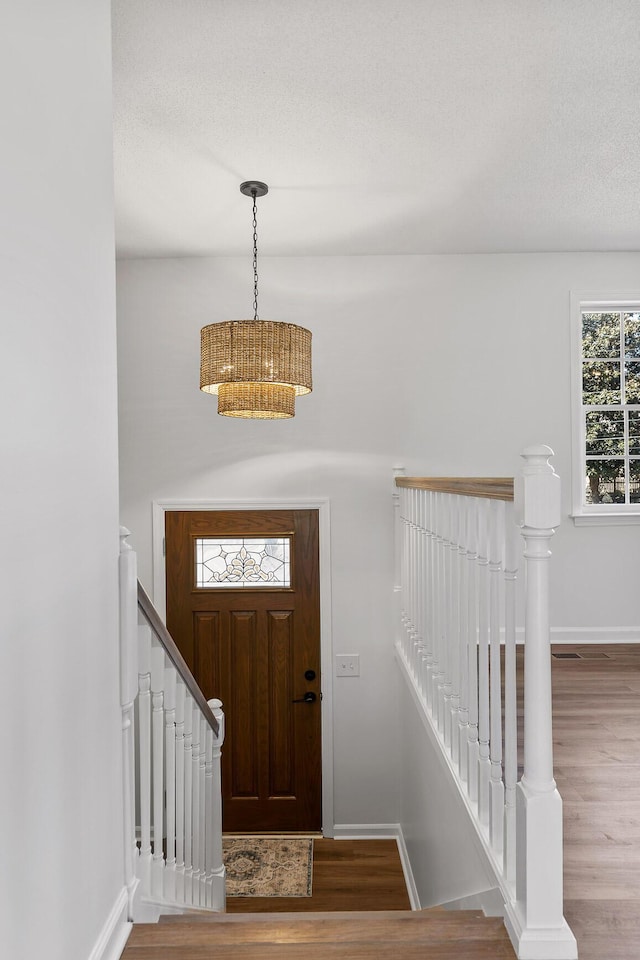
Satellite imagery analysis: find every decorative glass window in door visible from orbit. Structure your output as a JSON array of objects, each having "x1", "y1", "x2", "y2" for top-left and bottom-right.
[{"x1": 195, "y1": 537, "x2": 291, "y2": 588}]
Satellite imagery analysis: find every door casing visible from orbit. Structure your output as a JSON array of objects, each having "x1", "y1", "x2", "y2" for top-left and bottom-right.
[{"x1": 151, "y1": 497, "x2": 334, "y2": 837}]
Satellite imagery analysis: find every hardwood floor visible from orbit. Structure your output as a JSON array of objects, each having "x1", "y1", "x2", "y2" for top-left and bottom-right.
[
  {"x1": 551, "y1": 644, "x2": 640, "y2": 960},
  {"x1": 226, "y1": 839, "x2": 412, "y2": 913}
]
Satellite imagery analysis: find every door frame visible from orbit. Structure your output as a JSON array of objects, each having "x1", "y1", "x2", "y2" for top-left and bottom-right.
[{"x1": 151, "y1": 497, "x2": 334, "y2": 837}]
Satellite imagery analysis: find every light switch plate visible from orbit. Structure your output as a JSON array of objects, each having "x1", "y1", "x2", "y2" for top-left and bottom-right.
[{"x1": 336, "y1": 654, "x2": 360, "y2": 677}]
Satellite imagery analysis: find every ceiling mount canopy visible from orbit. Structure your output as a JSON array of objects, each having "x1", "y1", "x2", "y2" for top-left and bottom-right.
[{"x1": 199, "y1": 181, "x2": 312, "y2": 419}]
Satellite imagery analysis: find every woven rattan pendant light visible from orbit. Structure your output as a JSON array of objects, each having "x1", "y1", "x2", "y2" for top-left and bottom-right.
[{"x1": 200, "y1": 181, "x2": 312, "y2": 419}]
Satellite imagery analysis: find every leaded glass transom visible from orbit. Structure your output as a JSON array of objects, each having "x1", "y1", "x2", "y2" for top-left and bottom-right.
[{"x1": 195, "y1": 537, "x2": 291, "y2": 588}]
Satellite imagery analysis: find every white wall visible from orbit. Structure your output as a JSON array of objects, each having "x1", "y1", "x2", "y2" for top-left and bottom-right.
[
  {"x1": 117, "y1": 251, "x2": 640, "y2": 828},
  {"x1": 399, "y1": 691, "x2": 495, "y2": 906},
  {"x1": 0, "y1": 3, "x2": 123, "y2": 958}
]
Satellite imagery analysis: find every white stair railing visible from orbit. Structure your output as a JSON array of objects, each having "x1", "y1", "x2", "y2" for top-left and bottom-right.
[
  {"x1": 119, "y1": 528, "x2": 225, "y2": 917},
  {"x1": 394, "y1": 447, "x2": 577, "y2": 960}
]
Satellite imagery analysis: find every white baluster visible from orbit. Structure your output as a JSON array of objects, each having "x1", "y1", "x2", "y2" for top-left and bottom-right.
[
  {"x1": 137, "y1": 620, "x2": 152, "y2": 895},
  {"x1": 409, "y1": 488, "x2": 416, "y2": 657},
  {"x1": 175, "y1": 680, "x2": 186, "y2": 903},
  {"x1": 413, "y1": 490, "x2": 425, "y2": 697},
  {"x1": 151, "y1": 642, "x2": 166, "y2": 898},
  {"x1": 435, "y1": 493, "x2": 447, "y2": 732},
  {"x1": 191, "y1": 711, "x2": 202, "y2": 904},
  {"x1": 466, "y1": 499, "x2": 479, "y2": 805},
  {"x1": 119, "y1": 528, "x2": 139, "y2": 917},
  {"x1": 413, "y1": 489, "x2": 422, "y2": 678},
  {"x1": 407, "y1": 487, "x2": 415, "y2": 655},
  {"x1": 163, "y1": 666, "x2": 177, "y2": 902},
  {"x1": 428, "y1": 490, "x2": 439, "y2": 715},
  {"x1": 477, "y1": 497, "x2": 491, "y2": 828},
  {"x1": 198, "y1": 712, "x2": 207, "y2": 904},
  {"x1": 401, "y1": 488, "x2": 410, "y2": 657},
  {"x1": 405, "y1": 487, "x2": 413, "y2": 664},
  {"x1": 442, "y1": 496, "x2": 453, "y2": 748},
  {"x1": 207, "y1": 699, "x2": 226, "y2": 911},
  {"x1": 405, "y1": 487, "x2": 412, "y2": 640},
  {"x1": 416, "y1": 489, "x2": 424, "y2": 692},
  {"x1": 183, "y1": 694, "x2": 194, "y2": 905},
  {"x1": 489, "y1": 499, "x2": 505, "y2": 857},
  {"x1": 507, "y1": 446, "x2": 576, "y2": 958},
  {"x1": 449, "y1": 497, "x2": 460, "y2": 765},
  {"x1": 503, "y1": 502, "x2": 519, "y2": 888},
  {"x1": 203, "y1": 724, "x2": 214, "y2": 908},
  {"x1": 457, "y1": 499, "x2": 469, "y2": 783},
  {"x1": 421, "y1": 490, "x2": 434, "y2": 708}
]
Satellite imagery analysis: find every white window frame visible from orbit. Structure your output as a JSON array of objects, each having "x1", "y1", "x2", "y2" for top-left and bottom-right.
[{"x1": 571, "y1": 292, "x2": 640, "y2": 525}]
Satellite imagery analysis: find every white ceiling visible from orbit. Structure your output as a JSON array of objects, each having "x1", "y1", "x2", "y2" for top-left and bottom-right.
[{"x1": 112, "y1": 0, "x2": 640, "y2": 259}]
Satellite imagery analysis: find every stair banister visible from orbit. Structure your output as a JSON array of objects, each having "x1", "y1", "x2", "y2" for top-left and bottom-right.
[
  {"x1": 119, "y1": 528, "x2": 225, "y2": 919},
  {"x1": 395, "y1": 452, "x2": 577, "y2": 959}
]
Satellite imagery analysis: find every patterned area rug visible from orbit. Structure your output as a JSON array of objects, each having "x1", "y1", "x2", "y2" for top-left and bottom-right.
[{"x1": 223, "y1": 836, "x2": 314, "y2": 897}]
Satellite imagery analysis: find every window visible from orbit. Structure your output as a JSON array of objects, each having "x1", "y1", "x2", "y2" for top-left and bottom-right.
[
  {"x1": 572, "y1": 297, "x2": 640, "y2": 523},
  {"x1": 195, "y1": 536, "x2": 291, "y2": 587}
]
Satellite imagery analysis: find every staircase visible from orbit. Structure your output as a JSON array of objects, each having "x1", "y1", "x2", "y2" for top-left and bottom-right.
[
  {"x1": 116, "y1": 450, "x2": 575, "y2": 959},
  {"x1": 121, "y1": 909, "x2": 515, "y2": 958}
]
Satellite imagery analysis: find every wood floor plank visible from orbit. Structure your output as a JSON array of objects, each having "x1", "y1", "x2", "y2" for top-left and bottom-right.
[
  {"x1": 128, "y1": 915, "x2": 507, "y2": 945},
  {"x1": 122, "y1": 941, "x2": 516, "y2": 959},
  {"x1": 554, "y1": 740, "x2": 640, "y2": 765},
  {"x1": 159, "y1": 910, "x2": 484, "y2": 925},
  {"x1": 563, "y1": 801, "x2": 640, "y2": 842}
]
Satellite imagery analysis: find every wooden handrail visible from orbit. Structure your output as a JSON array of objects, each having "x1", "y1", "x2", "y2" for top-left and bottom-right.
[
  {"x1": 137, "y1": 581, "x2": 219, "y2": 736},
  {"x1": 395, "y1": 477, "x2": 514, "y2": 501}
]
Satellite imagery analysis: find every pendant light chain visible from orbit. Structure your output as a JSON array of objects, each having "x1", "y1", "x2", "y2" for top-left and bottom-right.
[
  {"x1": 252, "y1": 190, "x2": 259, "y2": 321},
  {"x1": 199, "y1": 178, "x2": 312, "y2": 419}
]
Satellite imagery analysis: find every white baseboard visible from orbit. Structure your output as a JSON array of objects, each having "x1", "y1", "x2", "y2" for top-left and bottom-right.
[
  {"x1": 500, "y1": 627, "x2": 640, "y2": 644},
  {"x1": 474, "y1": 627, "x2": 640, "y2": 645},
  {"x1": 550, "y1": 626, "x2": 640, "y2": 644},
  {"x1": 332, "y1": 823, "x2": 399, "y2": 839},
  {"x1": 395, "y1": 826, "x2": 421, "y2": 911},
  {"x1": 87, "y1": 887, "x2": 131, "y2": 960}
]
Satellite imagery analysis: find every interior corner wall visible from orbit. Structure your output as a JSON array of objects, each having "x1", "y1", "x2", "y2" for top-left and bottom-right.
[
  {"x1": 0, "y1": 4, "x2": 123, "y2": 959},
  {"x1": 116, "y1": 250, "x2": 640, "y2": 829}
]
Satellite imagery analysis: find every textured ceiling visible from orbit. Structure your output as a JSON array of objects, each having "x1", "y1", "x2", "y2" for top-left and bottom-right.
[{"x1": 112, "y1": 0, "x2": 640, "y2": 258}]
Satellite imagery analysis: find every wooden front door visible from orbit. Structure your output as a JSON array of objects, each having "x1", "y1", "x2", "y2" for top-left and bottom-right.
[{"x1": 165, "y1": 509, "x2": 321, "y2": 832}]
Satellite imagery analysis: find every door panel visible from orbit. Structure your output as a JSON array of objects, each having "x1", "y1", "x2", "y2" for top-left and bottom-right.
[
  {"x1": 268, "y1": 611, "x2": 295, "y2": 797},
  {"x1": 165, "y1": 509, "x2": 321, "y2": 832}
]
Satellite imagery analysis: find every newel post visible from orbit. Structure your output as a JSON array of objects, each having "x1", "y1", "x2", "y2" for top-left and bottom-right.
[
  {"x1": 506, "y1": 447, "x2": 577, "y2": 959},
  {"x1": 119, "y1": 526, "x2": 140, "y2": 918},
  {"x1": 207, "y1": 698, "x2": 226, "y2": 910},
  {"x1": 393, "y1": 467, "x2": 406, "y2": 646}
]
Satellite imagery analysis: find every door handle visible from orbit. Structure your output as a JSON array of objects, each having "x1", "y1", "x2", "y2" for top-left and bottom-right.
[{"x1": 292, "y1": 691, "x2": 317, "y2": 704}]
